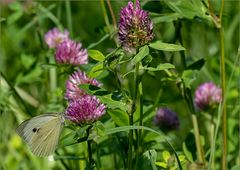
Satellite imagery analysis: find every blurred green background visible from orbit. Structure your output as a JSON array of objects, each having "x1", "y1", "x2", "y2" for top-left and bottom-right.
[{"x1": 0, "y1": 0, "x2": 239, "y2": 169}]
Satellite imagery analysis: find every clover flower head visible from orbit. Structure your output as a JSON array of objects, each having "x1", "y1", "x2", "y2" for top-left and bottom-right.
[
  {"x1": 118, "y1": 0, "x2": 154, "y2": 51},
  {"x1": 194, "y1": 82, "x2": 222, "y2": 111},
  {"x1": 55, "y1": 39, "x2": 88, "y2": 65},
  {"x1": 65, "y1": 95, "x2": 106, "y2": 124},
  {"x1": 153, "y1": 108, "x2": 179, "y2": 130},
  {"x1": 65, "y1": 70, "x2": 101, "y2": 101},
  {"x1": 44, "y1": 28, "x2": 69, "y2": 48}
]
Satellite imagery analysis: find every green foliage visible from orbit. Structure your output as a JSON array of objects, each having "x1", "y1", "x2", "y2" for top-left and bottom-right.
[
  {"x1": 88, "y1": 50, "x2": 105, "y2": 62},
  {"x1": 149, "y1": 41, "x2": 185, "y2": 51},
  {"x1": 132, "y1": 45, "x2": 149, "y2": 64},
  {"x1": 155, "y1": 150, "x2": 187, "y2": 170},
  {"x1": 136, "y1": 150, "x2": 157, "y2": 170},
  {"x1": 0, "y1": 0, "x2": 239, "y2": 170}
]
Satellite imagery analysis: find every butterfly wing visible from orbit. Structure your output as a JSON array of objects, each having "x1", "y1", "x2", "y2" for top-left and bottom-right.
[{"x1": 16, "y1": 114, "x2": 64, "y2": 157}]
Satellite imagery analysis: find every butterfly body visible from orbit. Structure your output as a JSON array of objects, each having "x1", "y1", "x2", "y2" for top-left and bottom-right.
[{"x1": 16, "y1": 113, "x2": 65, "y2": 157}]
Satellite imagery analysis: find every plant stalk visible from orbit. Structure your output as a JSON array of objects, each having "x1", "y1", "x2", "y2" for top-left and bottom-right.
[
  {"x1": 106, "y1": 0, "x2": 117, "y2": 30},
  {"x1": 128, "y1": 108, "x2": 134, "y2": 170},
  {"x1": 100, "y1": 0, "x2": 111, "y2": 33},
  {"x1": 128, "y1": 62, "x2": 140, "y2": 170},
  {"x1": 210, "y1": 114, "x2": 215, "y2": 170},
  {"x1": 87, "y1": 140, "x2": 94, "y2": 170},
  {"x1": 184, "y1": 87, "x2": 205, "y2": 164},
  {"x1": 65, "y1": 0, "x2": 73, "y2": 36},
  {"x1": 135, "y1": 82, "x2": 143, "y2": 169},
  {"x1": 49, "y1": 56, "x2": 57, "y2": 93},
  {"x1": 86, "y1": 126, "x2": 94, "y2": 170},
  {"x1": 218, "y1": 0, "x2": 227, "y2": 169},
  {"x1": 219, "y1": 22, "x2": 227, "y2": 170},
  {"x1": 192, "y1": 114, "x2": 205, "y2": 164}
]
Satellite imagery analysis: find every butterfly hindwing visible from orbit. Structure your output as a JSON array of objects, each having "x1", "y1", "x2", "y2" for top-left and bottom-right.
[
  {"x1": 30, "y1": 116, "x2": 63, "y2": 157},
  {"x1": 16, "y1": 114, "x2": 64, "y2": 157}
]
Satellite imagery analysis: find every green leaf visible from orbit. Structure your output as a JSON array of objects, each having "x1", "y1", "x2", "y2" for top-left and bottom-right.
[
  {"x1": 155, "y1": 162, "x2": 167, "y2": 168},
  {"x1": 231, "y1": 165, "x2": 240, "y2": 170},
  {"x1": 163, "y1": 0, "x2": 211, "y2": 20},
  {"x1": 87, "y1": 34, "x2": 110, "y2": 49},
  {"x1": 88, "y1": 50, "x2": 105, "y2": 62},
  {"x1": 37, "y1": 4, "x2": 63, "y2": 31},
  {"x1": 142, "y1": 55, "x2": 152, "y2": 66},
  {"x1": 136, "y1": 150, "x2": 157, "y2": 170},
  {"x1": 182, "y1": 142, "x2": 193, "y2": 162},
  {"x1": 107, "y1": 109, "x2": 129, "y2": 126},
  {"x1": 63, "y1": 125, "x2": 182, "y2": 170},
  {"x1": 152, "y1": 13, "x2": 180, "y2": 23},
  {"x1": 187, "y1": 58, "x2": 205, "y2": 70},
  {"x1": 7, "y1": 11, "x2": 23, "y2": 25},
  {"x1": 132, "y1": 45, "x2": 149, "y2": 64},
  {"x1": 182, "y1": 132, "x2": 196, "y2": 162},
  {"x1": 181, "y1": 70, "x2": 198, "y2": 88},
  {"x1": 162, "y1": 150, "x2": 171, "y2": 162},
  {"x1": 88, "y1": 62, "x2": 103, "y2": 78},
  {"x1": 100, "y1": 94, "x2": 127, "y2": 111},
  {"x1": 149, "y1": 41, "x2": 185, "y2": 51},
  {"x1": 9, "y1": 2, "x2": 22, "y2": 11},
  {"x1": 40, "y1": 63, "x2": 59, "y2": 69},
  {"x1": 21, "y1": 54, "x2": 36, "y2": 70},
  {"x1": 79, "y1": 84, "x2": 127, "y2": 111},
  {"x1": 123, "y1": 63, "x2": 175, "y2": 77},
  {"x1": 60, "y1": 131, "x2": 77, "y2": 147},
  {"x1": 54, "y1": 155, "x2": 83, "y2": 160},
  {"x1": 105, "y1": 125, "x2": 182, "y2": 170},
  {"x1": 143, "y1": 63, "x2": 175, "y2": 71},
  {"x1": 179, "y1": 155, "x2": 186, "y2": 162},
  {"x1": 93, "y1": 121, "x2": 106, "y2": 137},
  {"x1": 16, "y1": 66, "x2": 42, "y2": 84}
]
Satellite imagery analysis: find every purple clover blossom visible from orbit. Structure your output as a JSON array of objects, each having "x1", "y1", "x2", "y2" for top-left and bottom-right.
[
  {"x1": 153, "y1": 108, "x2": 179, "y2": 130},
  {"x1": 194, "y1": 82, "x2": 222, "y2": 111},
  {"x1": 118, "y1": 0, "x2": 154, "y2": 51},
  {"x1": 44, "y1": 28, "x2": 69, "y2": 48},
  {"x1": 65, "y1": 70, "x2": 101, "y2": 101},
  {"x1": 65, "y1": 95, "x2": 106, "y2": 124},
  {"x1": 55, "y1": 39, "x2": 88, "y2": 65}
]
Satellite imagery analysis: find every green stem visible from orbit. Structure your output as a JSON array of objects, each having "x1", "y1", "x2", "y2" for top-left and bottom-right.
[
  {"x1": 139, "y1": 82, "x2": 143, "y2": 131},
  {"x1": 87, "y1": 140, "x2": 94, "y2": 170},
  {"x1": 106, "y1": 0, "x2": 118, "y2": 45},
  {"x1": 55, "y1": 151, "x2": 70, "y2": 169},
  {"x1": 208, "y1": 0, "x2": 227, "y2": 168},
  {"x1": 184, "y1": 87, "x2": 205, "y2": 164},
  {"x1": 218, "y1": 1, "x2": 227, "y2": 169},
  {"x1": 100, "y1": 0, "x2": 112, "y2": 33},
  {"x1": 96, "y1": 143, "x2": 101, "y2": 170},
  {"x1": 49, "y1": 55, "x2": 57, "y2": 92},
  {"x1": 208, "y1": 105, "x2": 222, "y2": 170},
  {"x1": 128, "y1": 62, "x2": 140, "y2": 170},
  {"x1": 87, "y1": 126, "x2": 94, "y2": 170},
  {"x1": 116, "y1": 135, "x2": 127, "y2": 170},
  {"x1": 210, "y1": 114, "x2": 215, "y2": 170},
  {"x1": 106, "y1": 0, "x2": 117, "y2": 30},
  {"x1": 0, "y1": 72, "x2": 32, "y2": 116},
  {"x1": 174, "y1": 20, "x2": 186, "y2": 68},
  {"x1": 128, "y1": 110, "x2": 134, "y2": 170},
  {"x1": 65, "y1": 0, "x2": 73, "y2": 36},
  {"x1": 135, "y1": 81, "x2": 143, "y2": 169},
  {"x1": 192, "y1": 114, "x2": 205, "y2": 164},
  {"x1": 140, "y1": 88, "x2": 162, "y2": 121},
  {"x1": 219, "y1": 18, "x2": 227, "y2": 170}
]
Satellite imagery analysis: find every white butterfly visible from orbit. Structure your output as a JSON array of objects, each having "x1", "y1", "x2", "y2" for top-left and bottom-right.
[{"x1": 16, "y1": 113, "x2": 65, "y2": 157}]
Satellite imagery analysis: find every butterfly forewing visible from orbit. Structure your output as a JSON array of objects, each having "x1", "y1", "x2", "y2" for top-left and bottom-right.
[{"x1": 16, "y1": 114, "x2": 64, "y2": 157}]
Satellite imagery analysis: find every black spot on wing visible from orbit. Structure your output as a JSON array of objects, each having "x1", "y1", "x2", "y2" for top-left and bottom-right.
[{"x1": 32, "y1": 128, "x2": 40, "y2": 133}]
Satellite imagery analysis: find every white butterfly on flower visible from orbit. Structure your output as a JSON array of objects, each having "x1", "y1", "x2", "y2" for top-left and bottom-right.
[{"x1": 16, "y1": 113, "x2": 65, "y2": 157}]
